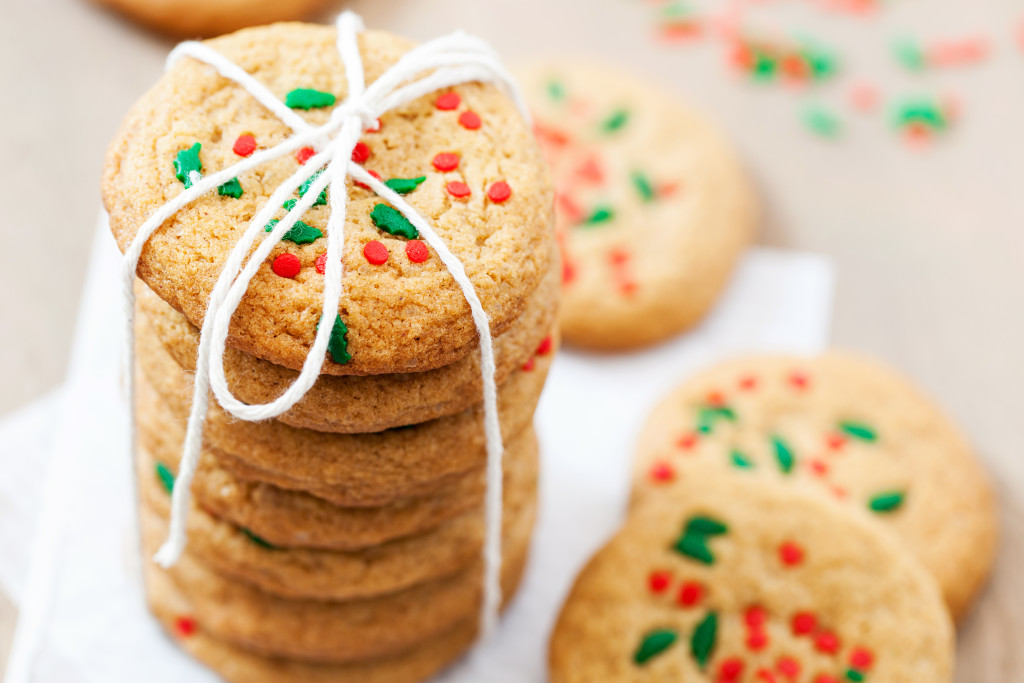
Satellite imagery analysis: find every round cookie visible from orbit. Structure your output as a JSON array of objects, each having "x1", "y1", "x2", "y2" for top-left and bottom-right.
[
  {"x1": 138, "y1": 428, "x2": 538, "y2": 600},
  {"x1": 632, "y1": 351, "x2": 997, "y2": 620},
  {"x1": 134, "y1": 321, "x2": 553, "y2": 507},
  {"x1": 93, "y1": 0, "x2": 328, "y2": 38},
  {"x1": 140, "y1": 502, "x2": 532, "y2": 664},
  {"x1": 143, "y1": 426, "x2": 537, "y2": 550},
  {"x1": 146, "y1": 564, "x2": 479, "y2": 683},
  {"x1": 135, "y1": 253, "x2": 558, "y2": 433},
  {"x1": 104, "y1": 24, "x2": 555, "y2": 375},
  {"x1": 514, "y1": 60, "x2": 755, "y2": 350},
  {"x1": 550, "y1": 472, "x2": 954, "y2": 683}
]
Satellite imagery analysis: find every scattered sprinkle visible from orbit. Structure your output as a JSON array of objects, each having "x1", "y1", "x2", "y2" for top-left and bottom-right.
[
  {"x1": 487, "y1": 181, "x2": 512, "y2": 203},
  {"x1": 173, "y1": 143, "x2": 202, "y2": 188},
  {"x1": 264, "y1": 219, "x2": 323, "y2": 245},
  {"x1": 458, "y1": 110, "x2": 482, "y2": 129},
  {"x1": 363, "y1": 240, "x2": 389, "y2": 265},
  {"x1": 432, "y1": 152, "x2": 461, "y2": 172},
  {"x1": 285, "y1": 88, "x2": 336, "y2": 110},
  {"x1": 634, "y1": 629, "x2": 678, "y2": 665},
  {"x1": 385, "y1": 176, "x2": 426, "y2": 195},
  {"x1": 405, "y1": 239, "x2": 430, "y2": 263},
  {"x1": 217, "y1": 177, "x2": 243, "y2": 198},
  {"x1": 370, "y1": 204, "x2": 419, "y2": 239},
  {"x1": 296, "y1": 146, "x2": 316, "y2": 165},
  {"x1": 351, "y1": 141, "x2": 371, "y2": 163},
  {"x1": 868, "y1": 490, "x2": 906, "y2": 513},
  {"x1": 271, "y1": 253, "x2": 301, "y2": 278},
  {"x1": 233, "y1": 134, "x2": 256, "y2": 157},
  {"x1": 435, "y1": 92, "x2": 461, "y2": 110},
  {"x1": 446, "y1": 181, "x2": 472, "y2": 198},
  {"x1": 779, "y1": 541, "x2": 805, "y2": 566}
]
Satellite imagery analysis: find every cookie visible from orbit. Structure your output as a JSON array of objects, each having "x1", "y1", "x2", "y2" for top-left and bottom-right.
[
  {"x1": 93, "y1": 0, "x2": 328, "y2": 38},
  {"x1": 550, "y1": 472, "x2": 954, "y2": 683},
  {"x1": 135, "y1": 323, "x2": 553, "y2": 506},
  {"x1": 143, "y1": 425, "x2": 536, "y2": 550},
  {"x1": 632, "y1": 351, "x2": 997, "y2": 619},
  {"x1": 104, "y1": 24, "x2": 554, "y2": 375},
  {"x1": 138, "y1": 428, "x2": 537, "y2": 600},
  {"x1": 140, "y1": 501, "x2": 532, "y2": 664},
  {"x1": 135, "y1": 253, "x2": 558, "y2": 433},
  {"x1": 515, "y1": 60, "x2": 755, "y2": 350},
  {"x1": 146, "y1": 564, "x2": 479, "y2": 683}
]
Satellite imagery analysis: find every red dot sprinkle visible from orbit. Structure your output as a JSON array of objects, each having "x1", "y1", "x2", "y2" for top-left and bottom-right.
[
  {"x1": 405, "y1": 239, "x2": 429, "y2": 263},
  {"x1": 745, "y1": 606, "x2": 767, "y2": 628},
  {"x1": 815, "y1": 631, "x2": 841, "y2": 655},
  {"x1": 756, "y1": 669, "x2": 778, "y2": 683},
  {"x1": 458, "y1": 110, "x2": 482, "y2": 130},
  {"x1": 776, "y1": 656, "x2": 801, "y2": 678},
  {"x1": 432, "y1": 153, "x2": 460, "y2": 172},
  {"x1": 738, "y1": 375, "x2": 758, "y2": 391},
  {"x1": 813, "y1": 677, "x2": 840, "y2": 683},
  {"x1": 850, "y1": 647, "x2": 874, "y2": 670},
  {"x1": 648, "y1": 461, "x2": 675, "y2": 483},
  {"x1": 536, "y1": 336, "x2": 553, "y2": 355},
  {"x1": 809, "y1": 459, "x2": 829, "y2": 477},
  {"x1": 315, "y1": 252, "x2": 328, "y2": 274},
  {"x1": 677, "y1": 433, "x2": 698, "y2": 450},
  {"x1": 435, "y1": 92, "x2": 461, "y2": 110},
  {"x1": 233, "y1": 134, "x2": 256, "y2": 157},
  {"x1": 747, "y1": 630, "x2": 769, "y2": 652},
  {"x1": 788, "y1": 371, "x2": 810, "y2": 390},
  {"x1": 522, "y1": 357, "x2": 536, "y2": 371},
  {"x1": 174, "y1": 616, "x2": 198, "y2": 638},
  {"x1": 648, "y1": 570, "x2": 671, "y2": 594},
  {"x1": 826, "y1": 433, "x2": 847, "y2": 451},
  {"x1": 363, "y1": 240, "x2": 389, "y2": 265},
  {"x1": 296, "y1": 146, "x2": 316, "y2": 165},
  {"x1": 354, "y1": 169, "x2": 383, "y2": 190},
  {"x1": 791, "y1": 612, "x2": 817, "y2": 636},
  {"x1": 719, "y1": 658, "x2": 745, "y2": 679},
  {"x1": 351, "y1": 141, "x2": 371, "y2": 163},
  {"x1": 706, "y1": 390, "x2": 725, "y2": 407},
  {"x1": 271, "y1": 253, "x2": 301, "y2": 278},
  {"x1": 779, "y1": 542, "x2": 805, "y2": 567},
  {"x1": 487, "y1": 181, "x2": 512, "y2": 203},
  {"x1": 446, "y1": 181, "x2": 471, "y2": 198},
  {"x1": 677, "y1": 581, "x2": 703, "y2": 607}
]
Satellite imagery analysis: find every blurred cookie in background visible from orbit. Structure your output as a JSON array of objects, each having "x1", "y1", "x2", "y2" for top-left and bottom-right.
[
  {"x1": 516, "y1": 60, "x2": 756, "y2": 351},
  {"x1": 91, "y1": 0, "x2": 331, "y2": 38}
]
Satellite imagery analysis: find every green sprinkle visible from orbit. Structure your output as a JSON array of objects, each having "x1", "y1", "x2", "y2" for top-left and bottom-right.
[
  {"x1": 661, "y1": 0, "x2": 694, "y2": 19},
  {"x1": 696, "y1": 405, "x2": 736, "y2": 434},
  {"x1": 241, "y1": 528, "x2": 277, "y2": 550},
  {"x1": 384, "y1": 176, "x2": 427, "y2": 195},
  {"x1": 690, "y1": 612, "x2": 718, "y2": 669},
  {"x1": 264, "y1": 219, "x2": 323, "y2": 245},
  {"x1": 546, "y1": 80, "x2": 566, "y2": 102},
  {"x1": 846, "y1": 669, "x2": 866, "y2": 682},
  {"x1": 299, "y1": 170, "x2": 328, "y2": 206},
  {"x1": 893, "y1": 37, "x2": 927, "y2": 71},
  {"x1": 320, "y1": 314, "x2": 351, "y2": 365},
  {"x1": 869, "y1": 490, "x2": 906, "y2": 513},
  {"x1": 173, "y1": 143, "x2": 202, "y2": 188},
  {"x1": 752, "y1": 51, "x2": 778, "y2": 79},
  {"x1": 633, "y1": 629, "x2": 678, "y2": 665},
  {"x1": 155, "y1": 462, "x2": 175, "y2": 495},
  {"x1": 895, "y1": 100, "x2": 948, "y2": 130},
  {"x1": 675, "y1": 532, "x2": 714, "y2": 564},
  {"x1": 839, "y1": 421, "x2": 878, "y2": 442},
  {"x1": 772, "y1": 436, "x2": 795, "y2": 474},
  {"x1": 601, "y1": 108, "x2": 630, "y2": 133},
  {"x1": 584, "y1": 206, "x2": 615, "y2": 226},
  {"x1": 285, "y1": 88, "x2": 336, "y2": 110},
  {"x1": 685, "y1": 516, "x2": 728, "y2": 536},
  {"x1": 803, "y1": 104, "x2": 842, "y2": 139},
  {"x1": 217, "y1": 177, "x2": 243, "y2": 198},
  {"x1": 631, "y1": 171, "x2": 655, "y2": 202},
  {"x1": 283, "y1": 198, "x2": 297, "y2": 211},
  {"x1": 803, "y1": 45, "x2": 839, "y2": 81},
  {"x1": 730, "y1": 450, "x2": 754, "y2": 469},
  {"x1": 370, "y1": 204, "x2": 419, "y2": 239}
]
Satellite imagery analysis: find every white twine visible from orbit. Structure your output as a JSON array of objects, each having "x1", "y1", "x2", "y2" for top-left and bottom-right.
[{"x1": 122, "y1": 11, "x2": 529, "y2": 637}]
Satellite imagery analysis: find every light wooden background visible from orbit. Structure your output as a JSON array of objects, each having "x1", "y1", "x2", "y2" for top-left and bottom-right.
[{"x1": 1, "y1": 0, "x2": 1022, "y2": 679}]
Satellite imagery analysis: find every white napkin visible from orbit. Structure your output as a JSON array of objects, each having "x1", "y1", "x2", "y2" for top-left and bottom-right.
[{"x1": 1, "y1": 217, "x2": 832, "y2": 683}]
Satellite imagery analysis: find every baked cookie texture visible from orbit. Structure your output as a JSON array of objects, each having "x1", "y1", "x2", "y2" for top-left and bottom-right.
[
  {"x1": 550, "y1": 472, "x2": 954, "y2": 683},
  {"x1": 631, "y1": 351, "x2": 998, "y2": 620},
  {"x1": 104, "y1": 24, "x2": 554, "y2": 375},
  {"x1": 93, "y1": 0, "x2": 329, "y2": 38},
  {"x1": 515, "y1": 60, "x2": 755, "y2": 350}
]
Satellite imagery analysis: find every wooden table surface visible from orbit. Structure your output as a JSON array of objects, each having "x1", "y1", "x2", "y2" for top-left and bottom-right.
[{"x1": 1, "y1": 0, "x2": 1021, "y2": 678}]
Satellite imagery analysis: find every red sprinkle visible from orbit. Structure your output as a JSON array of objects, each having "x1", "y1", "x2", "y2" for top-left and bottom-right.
[
  {"x1": 522, "y1": 357, "x2": 536, "y2": 371},
  {"x1": 776, "y1": 656, "x2": 801, "y2": 678},
  {"x1": 677, "y1": 581, "x2": 703, "y2": 607},
  {"x1": 788, "y1": 371, "x2": 810, "y2": 390},
  {"x1": 779, "y1": 542, "x2": 805, "y2": 567},
  {"x1": 351, "y1": 141, "x2": 371, "y2": 163},
  {"x1": 815, "y1": 631, "x2": 841, "y2": 655},
  {"x1": 432, "y1": 153, "x2": 460, "y2": 172},
  {"x1": 405, "y1": 239, "x2": 429, "y2": 263},
  {"x1": 809, "y1": 459, "x2": 829, "y2": 477},
  {"x1": 174, "y1": 615, "x2": 198, "y2": 638},
  {"x1": 677, "y1": 432, "x2": 699, "y2": 450},
  {"x1": 296, "y1": 146, "x2": 316, "y2": 165},
  {"x1": 233, "y1": 134, "x2": 256, "y2": 157},
  {"x1": 849, "y1": 83, "x2": 880, "y2": 113},
  {"x1": 363, "y1": 240, "x2": 389, "y2": 265},
  {"x1": 813, "y1": 677, "x2": 840, "y2": 683},
  {"x1": 738, "y1": 375, "x2": 758, "y2": 391},
  {"x1": 850, "y1": 647, "x2": 874, "y2": 670},
  {"x1": 745, "y1": 606, "x2": 767, "y2": 628},
  {"x1": 271, "y1": 253, "x2": 301, "y2": 278},
  {"x1": 487, "y1": 181, "x2": 512, "y2": 203},
  {"x1": 719, "y1": 658, "x2": 745, "y2": 679},
  {"x1": 536, "y1": 336, "x2": 553, "y2": 355},
  {"x1": 747, "y1": 630, "x2": 769, "y2": 651},
  {"x1": 648, "y1": 570, "x2": 672, "y2": 594},
  {"x1": 756, "y1": 667, "x2": 777, "y2": 682},
  {"x1": 458, "y1": 110, "x2": 482, "y2": 130},
  {"x1": 706, "y1": 390, "x2": 726, "y2": 407},
  {"x1": 446, "y1": 181, "x2": 472, "y2": 198},
  {"x1": 354, "y1": 169, "x2": 383, "y2": 190},
  {"x1": 649, "y1": 461, "x2": 675, "y2": 483},
  {"x1": 314, "y1": 252, "x2": 328, "y2": 275},
  {"x1": 435, "y1": 92, "x2": 461, "y2": 110},
  {"x1": 367, "y1": 118, "x2": 383, "y2": 132},
  {"x1": 826, "y1": 433, "x2": 847, "y2": 451},
  {"x1": 791, "y1": 612, "x2": 817, "y2": 635}
]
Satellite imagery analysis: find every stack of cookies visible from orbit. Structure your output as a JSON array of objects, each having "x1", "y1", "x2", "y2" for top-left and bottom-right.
[
  {"x1": 551, "y1": 352, "x2": 998, "y2": 681},
  {"x1": 103, "y1": 22, "x2": 556, "y2": 683}
]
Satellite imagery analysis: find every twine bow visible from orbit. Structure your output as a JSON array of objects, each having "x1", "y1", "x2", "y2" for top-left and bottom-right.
[{"x1": 120, "y1": 11, "x2": 529, "y2": 635}]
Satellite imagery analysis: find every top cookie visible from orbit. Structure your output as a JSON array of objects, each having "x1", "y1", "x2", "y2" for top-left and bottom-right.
[
  {"x1": 104, "y1": 23, "x2": 554, "y2": 375},
  {"x1": 550, "y1": 473, "x2": 954, "y2": 683},
  {"x1": 632, "y1": 351, "x2": 997, "y2": 620},
  {"x1": 93, "y1": 0, "x2": 329, "y2": 38},
  {"x1": 515, "y1": 61, "x2": 755, "y2": 350}
]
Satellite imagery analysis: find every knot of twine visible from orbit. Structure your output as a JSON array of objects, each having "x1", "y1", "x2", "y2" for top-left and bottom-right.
[{"x1": 120, "y1": 11, "x2": 529, "y2": 636}]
